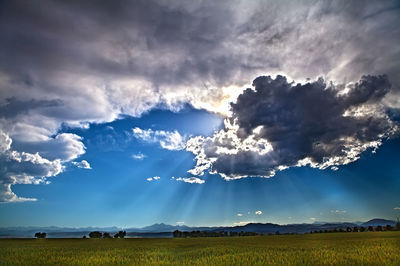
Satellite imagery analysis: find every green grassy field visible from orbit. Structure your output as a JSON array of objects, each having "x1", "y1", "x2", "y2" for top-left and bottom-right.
[{"x1": 0, "y1": 232, "x2": 399, "y2": 265}]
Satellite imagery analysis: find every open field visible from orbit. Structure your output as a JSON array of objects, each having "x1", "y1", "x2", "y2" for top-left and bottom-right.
[{"x1": 0, "y1": 232, "x2": 399, "y2": 265}]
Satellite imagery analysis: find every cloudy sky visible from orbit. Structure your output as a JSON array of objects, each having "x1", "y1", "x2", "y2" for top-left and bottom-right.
[{"x1": 0, "y1": 0, "x2": 399, "y2": 227}]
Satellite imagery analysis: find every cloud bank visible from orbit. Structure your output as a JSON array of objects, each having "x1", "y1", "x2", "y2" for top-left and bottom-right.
[{"x1": 0, "y1": 0, "x2": 399, "y2": 200}]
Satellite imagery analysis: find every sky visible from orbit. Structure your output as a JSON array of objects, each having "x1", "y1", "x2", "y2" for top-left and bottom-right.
[{"x1": 0, "y1": 0, "x2": 400, "y2": 228}]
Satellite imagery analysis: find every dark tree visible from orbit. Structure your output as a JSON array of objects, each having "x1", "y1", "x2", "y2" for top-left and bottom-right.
[
  {"x1": 346, "y1": 227, "x2": 352, "y2": 232},
  {"x1": 359, "y1": 226, "x2": 365, "y2": 232},
  {"x1": 103, "y1": 232, "x2": 112, "y2": 238},
  {"x1": 385, "y1": 224, "x2": 392, "y2": 231},
  {"x1": 367, "y1": 226, "x2": 374, "y2": 232},
  {"x1": 230, "y1": 231, "x2": 238, "y2": 237},
  {"x1": 114, "y1": 231, "x2": 126, "y2": 238},
  {"x1": 34, "y1": 232, "x2": 46, "y2": 239},
  {"x1": 173, "y1": 230, "x2": 182, "y2": 238},
  {"x1": 376, "y1": 225, "x2": 383, "y2": 231},
  {"x1": 89, "y1": 231, "x2": 103, "y2": 238},
  {"x1": 353, "y1": 226, "x2": 359, "y2": 232}
]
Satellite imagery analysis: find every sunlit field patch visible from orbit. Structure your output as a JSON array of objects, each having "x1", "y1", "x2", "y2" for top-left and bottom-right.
[{"x1": 0, "y1": 232, "x2": 399, "y2": 265}]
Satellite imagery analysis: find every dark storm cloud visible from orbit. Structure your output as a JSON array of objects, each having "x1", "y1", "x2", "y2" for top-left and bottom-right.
[
  {"x1": 187, "y1": 75, "x2": 398, "y2": 179},
  {"x1": 0, "y1": 0, "x2": 237, "y2": 86}
]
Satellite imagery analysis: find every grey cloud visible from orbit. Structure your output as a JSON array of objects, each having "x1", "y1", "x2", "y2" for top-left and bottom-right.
[
  {"x1": 187, "y1": 75, "x2": 398, "y2": 179},
  {"x1": 1, "y1": 0, "x2": 399, "y2": 122},
  {"x1": 0, "y1": 0, "x2": 237, "y2": 87},
  {"x1": 10, "y1": 133, "x2": 85, "y2": 161},
  {"x1": 0, "y1": 98, "x2": 63, "y2": 119}
]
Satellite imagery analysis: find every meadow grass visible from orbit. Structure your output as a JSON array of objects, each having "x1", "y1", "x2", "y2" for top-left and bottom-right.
[{"x1": 0, "y1": 231, "x2": 399, "y2": 265}]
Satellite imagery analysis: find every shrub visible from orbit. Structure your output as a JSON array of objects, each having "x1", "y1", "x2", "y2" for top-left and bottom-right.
[
  {"x1": 34, "y1": 232, "x2": 46, "y2": 239},
  {"x1": 89, "y1": 231, "x2": 103, "y2": 238}
]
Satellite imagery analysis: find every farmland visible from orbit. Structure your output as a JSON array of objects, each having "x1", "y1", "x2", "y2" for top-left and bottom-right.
[{"x1": 0, "y1": 232, "x2": 399, "y2": 265}]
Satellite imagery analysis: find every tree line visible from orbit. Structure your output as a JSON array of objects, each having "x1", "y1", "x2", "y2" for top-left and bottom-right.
[
  {"x1": 173, "y1": 230, "x2": 260, "y2": 238},
  {"x1": 87, "y1": 231, "x2": 127, "y2": 238},
  {"x1": 33, "y1": 222, "x2": 400, "y2": 238},
  {"x1": 33, "y1": 231, "x2": 126, "y2": 239},
  {"x1": 173, "y1": 223, "x2": 400, "y2": 238},
  {"x1": 309, "y1": 224, "x2": 400, "y2": 234}
]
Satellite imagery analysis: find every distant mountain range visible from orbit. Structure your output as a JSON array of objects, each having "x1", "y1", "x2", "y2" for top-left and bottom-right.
[{"x1": 0, "y1": 219, "x2": 396, "y2": 238}]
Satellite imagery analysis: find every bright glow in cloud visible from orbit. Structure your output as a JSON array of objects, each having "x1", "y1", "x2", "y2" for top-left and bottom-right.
[
  {"x1": 237, "y1": 213, "x2": 243, "y2": 217},
  {"x1": 255, "y1": 210, "x2": 262, "y2": 215}
]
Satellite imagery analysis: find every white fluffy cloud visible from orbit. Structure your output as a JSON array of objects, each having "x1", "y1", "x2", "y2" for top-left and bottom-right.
[
  {"x1": 330, "y1": 210, "x2": 347, "y2": 214},
  {"x1": 131, "y1": 152, "x2": 147, "y2": 160},
  {"x1": 147, "y1": 176, "x2": 161, "y2": 182},
  {"x1": 0, "y1": 130, "x2": 64, "y2": 202},
  {"x1": 72, "y1": 160, "x2": 92, "y2": 169},
  {"x1": 13, "y1": 133, "x2": 86, "y2": 161},
  {"x1": 132, "y1": 127, "x2": 186, "y2": 150},
  {"x1": 255, "y1": 210, "x2": 262, "y2": 215},
  {"x1": 0, "y1": 131, "x2": 12, "y2": 152},
  {"x1": 175, "y1": 177, "x2": 205, "y2": 184},
  {"x1": 233, "y1": 221, "x2": 254, "y2": 226}
]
